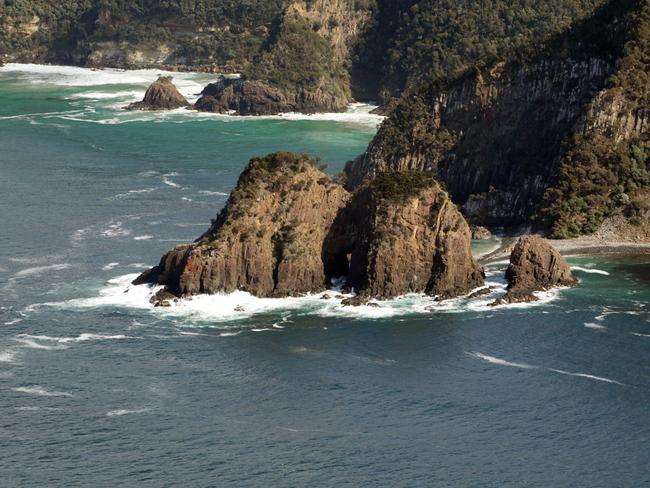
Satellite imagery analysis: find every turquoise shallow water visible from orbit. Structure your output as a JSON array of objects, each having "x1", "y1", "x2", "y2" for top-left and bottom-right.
[{"x1": 1, "y1": 64, "x2": 649, "y2": 487}]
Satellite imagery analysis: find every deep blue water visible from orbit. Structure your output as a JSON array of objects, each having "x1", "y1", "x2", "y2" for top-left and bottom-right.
[{"x1": 1, "y1": 64, "x2": 649, "y2": 487}]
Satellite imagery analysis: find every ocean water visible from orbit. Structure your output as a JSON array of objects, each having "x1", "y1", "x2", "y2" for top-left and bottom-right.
[{"x1": 1, "y1": 64, "x2": 649, "y2": 487}]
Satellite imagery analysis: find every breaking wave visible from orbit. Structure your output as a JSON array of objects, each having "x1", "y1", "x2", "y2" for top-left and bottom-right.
[{"x1": 13, "y1": 386, "x2": 73, "y2": 397}]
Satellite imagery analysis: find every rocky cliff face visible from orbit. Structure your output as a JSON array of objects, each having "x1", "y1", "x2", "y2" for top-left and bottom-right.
[
  {"x1": 345, "y1": 0, "x2": 649, "y2": 236},
  {"x1": 332, "y1": 172, "x2": 485, "y2": 299},
  {"x1": 493, "y1": 235, "x2": 578, "y2": 304},
  {"x1": 135, "y1": 153, "x2": 350, "y2": 299},
  {"x1": 126, "y1": 77, "x2": 189, "y2": 111}
]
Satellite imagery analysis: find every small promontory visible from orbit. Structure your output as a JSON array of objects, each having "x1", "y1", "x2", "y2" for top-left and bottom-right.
[
  {"x1": 126, "y1": 76, "x2": 189, "y2": 111},
  {"x1": 494, "y1": 235, "x2": 579, "y2": 304}
]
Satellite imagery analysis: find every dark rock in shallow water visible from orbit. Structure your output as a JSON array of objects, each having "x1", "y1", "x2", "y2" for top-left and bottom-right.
[
  {"x1": 194, "y1": 78, "x2": 347, "y2": 115},
  {"x1": 492, "y1": 235, "x2": 578, "y2": 305},
  {"x1": 471, "y1": 225, "x2": 492, "y2": 240},
  {"x1": 126, "y1": 76, "x2": 189, "y2": 111}
]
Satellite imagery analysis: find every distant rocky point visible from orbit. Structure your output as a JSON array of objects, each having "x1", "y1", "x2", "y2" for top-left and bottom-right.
[
  {"x1": 194, "y1": 78, "x2": 347, "y2": 116},
  {"x1": 126, "y1": 76, "x2": 189, "y2": 111}
]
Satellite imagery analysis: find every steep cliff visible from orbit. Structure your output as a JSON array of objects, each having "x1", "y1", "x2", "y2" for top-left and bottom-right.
[
  {"x1": 327, "y1": 171, "x2": 485, "y2": 300},
  {"x1": 135, "y1": 152, "x2": 350, "y2": 299},
  {"x1": 345, "y1": 0, "x2": 649, "y2": 238}
]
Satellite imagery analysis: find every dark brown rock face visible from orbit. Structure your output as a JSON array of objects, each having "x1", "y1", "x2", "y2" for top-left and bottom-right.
[
  {"x1": 126, "y1": 76, "x2": 189, "y2": 111},
  {"x1": 328, "y1": 172, "x2": 485, "y2": 300},
  {"x1": 194, "y1": 78, "x2": 347, "y2": 115},
  {"x1": 471, "y1": 225, "x2": 492, "y2": 240},
  {"x1": 495, "y1": 235, "x2": 578, "y2": 304},
  {"x1": 134, "y1": 153, "x2": 350, "y2": 298}
]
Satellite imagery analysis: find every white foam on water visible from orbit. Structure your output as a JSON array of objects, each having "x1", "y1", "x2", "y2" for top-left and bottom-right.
[
  {"x1": 14, "y1": 337, "x2": 68, "y2": 351},
  {"x1": 134, "y1": 235, "x2": 154, "y2": 241},
  {"x1": 13, "y1": 386, "x2": 73, "y2": 397},
  {"x1": 13, "y1": 263, "x2": 71, "y2": 278},
  {"x1": 251, "y1": 328, "x2": 277, "y2": 333},
  {"x1": 15, "y1": 406, "x2": 61, "y2": 412},
  {"x1": 3, "y1": 318, "x2": 23, "y2": 325},
  {"x1": 162, "y1": 173, "x2": 181, "y2": 188},
  {"x1": 199, "y1": 191, "x2": 228, "y2": 196},
  {"x1": 0, "y1": 349, "x2": 18, "y2": 363},
  {"x1": 102, "y1": 262, "x2": 120, "y2": 271},
  {"x1": 16, "y1": 333, "x2": 131, "y2": 344},
  {"x1": 111, "y1": 188, "x2": 157, "y2": 199},
  {"x1": 467, "y1": 352, "x2": 537, "y2": 370},
  {"x1": 571, "y1": 266, "x2": 610, "y2": 276},
  {"x1": 220, "y1": 332, "x2": 242, "y2": 337},
  {"x1": 101, "y1": 221, "x2": 131, "y2": 238},
  {"x1": 584, "y1": 322, "x2": 607, "y2": 330},
  {"x1": 632, "y1": 332, "x2": 650, "y2": 338},
  {"x1": 37, "y1": 273, "x2": 153, "y2": 311},
  {"x1": 106, "y1": 407, "x2": 151, "y2": 417},
  {"x1": 548, "y1": 369, "x2": 624, "y2": 385}
]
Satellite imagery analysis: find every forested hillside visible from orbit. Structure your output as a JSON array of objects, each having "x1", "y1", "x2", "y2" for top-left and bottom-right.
[{"x1": 346, "y1": 0, "x2": 649, "y2": 238}]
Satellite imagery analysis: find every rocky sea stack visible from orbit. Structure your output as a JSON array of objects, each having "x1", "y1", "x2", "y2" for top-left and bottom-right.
[
  {"x1": 332, "y1": 171, "x2": 485, "y2": 301},
  {"x1": 135, "y1": 154, "x2": 484, "y2": 305},
  {"x1": 493, "y1": 235, "x2": 579, "y2": 305},
  {"x1": 126, "y1": 76, "x2": 189, "y2": 111},
  {"x1": 194, "y1": 78, "x2": 347, "y2": 116}
]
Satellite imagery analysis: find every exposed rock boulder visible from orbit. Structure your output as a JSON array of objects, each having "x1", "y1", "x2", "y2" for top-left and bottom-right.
[
  {"x1": 126, "y1": 76, "x2": 189, "y2": 111},
  {"x1": 133, "y1": 152, "x2": 350, "y2": 298},
  {"x1": 328, "y1": 171, "x2": 485, "y2": 300},
  {"x1": 493, "y1": 235, "x2": 578, "y2": 304},
  {"x1": 471, "y1": 225, "x2": 492, "y2": 240},
  {"x1": 194, "y1": 78, "x2": 347, "y2": 115}
]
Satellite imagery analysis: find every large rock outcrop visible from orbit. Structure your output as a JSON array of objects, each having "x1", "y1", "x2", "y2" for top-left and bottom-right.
[
  {"x1": 194, "y1": 78, "x2": 347, "y2": 115},
  {"x1": 494, "y1": 235, "x2": 578, "y2": 304},
  {"x1": 126, "y1": 76, "x2": 189, "y2": 111},
  {"x1": 344, "y1": 0, "x2": 649, "y2": 236},
  {"x1": 328, "y1": 171, "x2": 485, "y2": 300},
  {"x1": 135, "y1": 156, "x2": 484, "y2": 303},
  {"x1": 134, "y1": 153, "x2": 350, "y2": 299}
]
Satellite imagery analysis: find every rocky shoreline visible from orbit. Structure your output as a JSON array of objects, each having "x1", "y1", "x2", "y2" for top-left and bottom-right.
[{"x1": 133, "y1": 152, "x2": 581, "y2": 308}]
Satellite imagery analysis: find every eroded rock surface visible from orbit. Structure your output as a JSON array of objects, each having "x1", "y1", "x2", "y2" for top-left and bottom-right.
[
  {"x1": 134, "y1": 152, "x2": 350, "y2": 297},
  {"x1": 329, "y1": 171, "x2": 485, "y2": 300},
  {"x1": 493, "y1": 235, "x2": 578, "y2": 304},
  {"x1": 194, "y1": 78, "x2": 347, "y2": 115},
  {"x1": 126, "y1": 76, "x2": 189, "y2": 111}
]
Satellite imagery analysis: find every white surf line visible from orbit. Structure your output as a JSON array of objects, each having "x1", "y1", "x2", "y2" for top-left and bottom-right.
[
  {"x1": 584, "y1": 322, "x2": 607, "y2": 330},
  {"x1": 106, "y1": 407, "x2": 151, "y2": 417},
  {"x1": 548, "y1": 369, "x2": 624, "y2": 385},
  {"x1": 467, "y1": 352, "x2": 624, "y2": 385},
  {"x1": 466, "y1": 352, "x2": 537, "y2": 370},
  {"x1": 570, "y1": 266, "x2": 610, "y2": 276},
  {"x1": 631, "y1": 332, "x2": 650, "y2": 338},
  {"x1": 13, "y1": 386, "x2": 73, "y2": 397}
]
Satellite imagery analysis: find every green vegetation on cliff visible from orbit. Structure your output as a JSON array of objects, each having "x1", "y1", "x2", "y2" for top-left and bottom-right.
[
  {"x1": 356, "y1": 0, "x2": 607, "y2": 98},
  {"x1": 540, "y1": 0, "x2": 650, "y2": 238}
]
